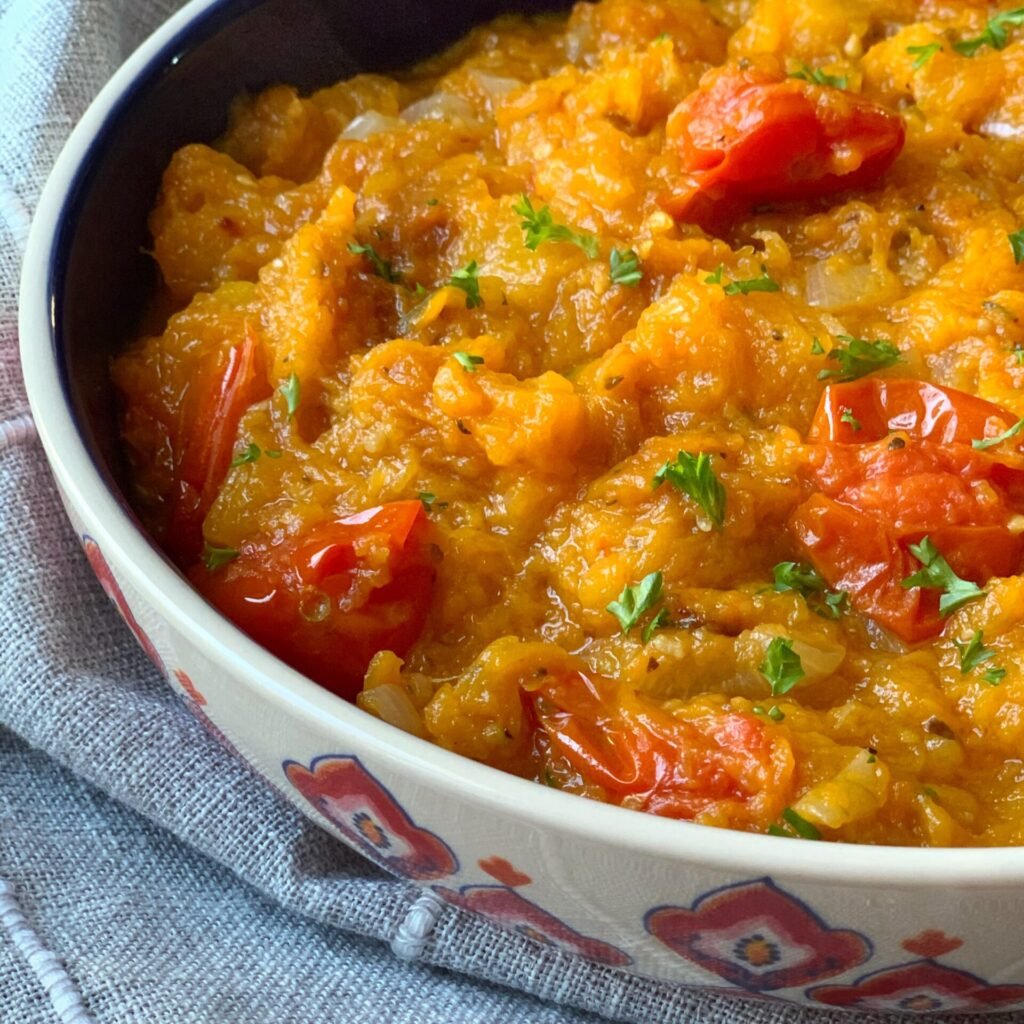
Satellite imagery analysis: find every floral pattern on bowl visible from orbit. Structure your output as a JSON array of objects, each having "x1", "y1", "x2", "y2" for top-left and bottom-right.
[
  {"x1": 645, "y1": 877, "x2": 872, "y2": 991},
  {"x1": 284, "y1": 753, "x2": 459, "y2": 880},
  {"x1": 809, "y1": 960, "x2": 1024, "y2": 1012}
]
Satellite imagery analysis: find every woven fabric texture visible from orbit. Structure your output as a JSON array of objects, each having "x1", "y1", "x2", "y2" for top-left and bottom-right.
[{"x1": 0, "y1": 1, "x2": 1013, "y2": 1022}]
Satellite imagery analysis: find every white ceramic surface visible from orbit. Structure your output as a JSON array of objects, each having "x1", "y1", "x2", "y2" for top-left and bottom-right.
[{"x1": 19, "y1": 0, "x2": 1024, "y2": 1012}]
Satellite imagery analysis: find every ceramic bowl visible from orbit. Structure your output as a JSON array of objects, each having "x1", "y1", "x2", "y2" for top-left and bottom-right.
[{"x1": 20, "y1": 0, "x2": 1024, "y2": 1012}]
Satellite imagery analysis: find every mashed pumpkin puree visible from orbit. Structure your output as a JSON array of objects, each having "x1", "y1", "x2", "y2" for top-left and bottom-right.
[{"x1": 114, "y1": 0, "x2": 1024, "y2": 846}]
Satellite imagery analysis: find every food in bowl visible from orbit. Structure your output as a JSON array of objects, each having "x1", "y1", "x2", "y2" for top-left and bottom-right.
[{"x1": 112, "y1": 0, "x2": 1024, "y2": 847}]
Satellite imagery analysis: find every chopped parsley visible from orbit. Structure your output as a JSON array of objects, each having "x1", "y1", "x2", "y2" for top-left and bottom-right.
[
  {"x1": 760, "y1": 637, "x2": 805, "y2": 696},
  {"x1": 768, "y1": 807, "x2": 821, "y2": 840},
  {"x1": 953, "y1": 7, "x2": 1024, "y2": 56},
  {"x1": 723, "y1": 266, "x2": 780, "y2": 296},
  {"x1": 1015, "y1": 345, "x2": 1024, "y2": 366},
  {"x1": 607, "y1": 571, "x2": 664, "y2": 635},
  {"x1": 840, "y1": 407, "x2": 862, "y2": 431},
  {"x1": 810, "y1": 337, "x2": 825, "y2": 355},
  {"x1": 347, "y1": 241, "x2": 400, "y2": 283},
  {"x1": 704, "y1": 264, "x2": 724, "y2": 285},
  {"x1": 906, "y1": 42, "x2": 942, "y2": 68},
  {"x1": 513, "y1": 194, "x2": 598, "y2": 258},
  {"x1": 789, "y1": 62, "x2": 848, "y2": 89},
  {"x1": 984, "y1": 666, "x2": 1007, "y2": 686},
  {"x1": 642, "y1": 607, "x2": 670, "y2": 643},
  {"x1": 279, "y1": 373, "x2": 300, "y2": 418},
  {"x1": 972, "y1": 417, "x2": 1024, "y2": 450},
  {"x1": 901, "y1": 536, "x2": 986, "y2": 616},
  {"x1": 954, "y1": 630, "x2": 996, "y2": 674},
  {"x1": 231, "y1": 442, "x2": 262, "y2": 467},
  {"x1": 453, "y1": 351, "x2": 484, "y2": 373},
  {"x1": 418, "y1": 491, "x2": 449, "y2": 510},
  {"x1": 1011, "y1": 228, "x2": 1024, "y2": 264},
  {"x1": 771, "y1": 561, "x2": 848, "y2": 620},
  {"x1": 610, "y1": 247, "x2": 643, "y2": 287},
  {"x1": 450, "y1": 261, "x2": 483, "y2": 309},
  {"x1": 202, "y1": 543, "x2": 239, "y2": 571},
  {"x1": 652, "y1": 451, "x2": 726, "y2": 528},
  {"x1": 818, "y1": 335, "x2": 902, "y2": 382}
]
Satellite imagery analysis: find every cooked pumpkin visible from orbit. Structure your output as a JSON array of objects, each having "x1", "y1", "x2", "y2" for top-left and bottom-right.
[{"x1": 114, "y1": 0, "x2": 1024, "y2": 846}]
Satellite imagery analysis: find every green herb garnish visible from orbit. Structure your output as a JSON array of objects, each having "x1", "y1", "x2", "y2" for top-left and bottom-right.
[
  {"x1": 907, "y1": 42, "x2": 942, "y2": 68},
  {"x1": 810, "y1": 337, "x2": 825, "y2": 355},
  {"x1": 513, "y1": 194, "x2": 598, "y2": 258},
  {"x1": 767, "y1": 704, "x2": 785, "y2": 722},
  {"x1": 653, "y1": 451, "x2": 726, "y2": 528},
  {"x1": 280, "y1": 373, "x2": 300, "y2": 418},
  {"x1": 840, "y1": 407, "x2": 862, "y2": 431},
  {"x1": 450, "y1": 261, "x2": 483, "y2": 309},
  {"x1": 790, "y1": 62, "x2": 848, "y2": 88},
  {"x1": 231, "y1": 442, "x2": 262, "y2": 468},
  {"x1": 953, "y1": 7, "x2": 1024, "y2": 56},
  {"x1": 954, "y1": 630, "x2": 997, "y2": 674},
  {"x1": 202, "y1": 543, "x2": 240, "y2": 571},
  {"x1": 610, "y1": 248, "x2": 643, "y2": 287},
  {"x1": 760, "y1": 637, "x2": 805, "y2": 696},
  {"x1": 768, "y1": 807, "x2": 821, "y2": 839},
  {"x1": 642, "y1": 607, "x2": 670, "y2": 643},
  {"x1": 901, "y1": 536, "x2": 986, "y2": 616},
  {"x1": 1011, "y1": 229, "x2": 1024, "y2": 264},
  {"x1": 453, "y1": 351, "x2": 484, "y2": 373},
  {"x1": 704, "y1": 264, "x2": 724, "y2": 285},
  {"x1": 818, "y1": 335, "x2": 902, "y2": 382},
  {"x1": 723, "y1": 265, "x2": 780, "y2": 296},
  {"x1": 771, "y1": 561, "x2": 848, "y2": 620},
  {"x1": 607, "y1": 571, "x2": 663, "y2": 635},
  {"x1": 972, "y1": 417, "x2": 1024, "y2": 450},
  {"x1": 984, "y1": 666, "x2": 1007, "y2": 685},
  {"x1": 348, "y1": 241, "x2": 401, "y2": 283}
]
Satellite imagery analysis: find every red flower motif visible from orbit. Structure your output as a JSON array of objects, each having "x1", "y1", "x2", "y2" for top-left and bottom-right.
[
  {"x1": 173, "y1": 668, "x2": 207, "y2": 707},
  {"x1": 901, "y1": 930, "x2": 963, "y2": 959},
  {"x1": 434, "y1": 884, "x2": 632, "y2": 967},
  {"x1": 82, "y1": 536, "x2": 164, "y2": 672},
  {"x1": 810, "y1": 960, "x2": 1024, "y2": 1012},
  {"x1": 478, "y1": 857, "x2": 532, "y2": 887},
  {"x1": 284, "y1": 754, "x2": 458, "y2": 881},
  {"x1": 645, "y1": 878, "x2": 871, "y2": 991}
]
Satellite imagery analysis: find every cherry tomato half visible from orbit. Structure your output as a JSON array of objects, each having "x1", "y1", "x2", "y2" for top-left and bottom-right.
[
  {"x1": 167, "y1": 332, "x2": 270, "y2": 565},
  {"x1": 663, "y1": 63, "x2": 905, "y2": 229},
  {"x1": 195, "y1": 501, "x2": 436, "y2": 700},
  {"x1": 529, "y1": 670, "x2": 791, "y2": 827},
  {"x1": 792, "y1": 381, "x2": 1024, "y2": 643}
]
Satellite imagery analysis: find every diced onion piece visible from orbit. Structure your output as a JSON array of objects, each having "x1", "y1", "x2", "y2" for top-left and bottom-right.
[
  {"x1": 341, "y1": 110, "x2": 404, "y2": 140},
  {"x1": 357, "y1": 682, "x2": 427, "y2": 738},
  {"x1": 468, "y1": 70, "x2": 523, "y2": 101},
  {"x1": 789, "y1": 637, "x2": 846, "y2": 684},
  {"x1": 792, "y1": 750, "x2": 890, "y2": 830},
  {"x1": 400, "y1": 92, "x2": 477, "y2": 124}
]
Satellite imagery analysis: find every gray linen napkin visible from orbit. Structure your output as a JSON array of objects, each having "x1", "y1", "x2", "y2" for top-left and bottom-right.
[{"x1": 1, "y1": 1, "x2": 1016, "y2": 1022}]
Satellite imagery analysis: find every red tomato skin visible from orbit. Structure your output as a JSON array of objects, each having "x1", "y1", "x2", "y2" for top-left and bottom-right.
[
  {"x1": 810, "y1": 379, "x2": 1021, "y2": 449},
  {"x1": 662, "y1": 63, "x2": 905, "y2": 228},
  {"x1": 531, "y1": 670, "x2": 788, "y2": 823},
  {"x1": 793, "y1": 382, "x2": 1024, "y2": 643},
  {"x1": 167, "y1": 332, "x2": 270, "y2": 565},
  {"x1": 195, "y1": 501, "x2": 435, "y2": 701}
]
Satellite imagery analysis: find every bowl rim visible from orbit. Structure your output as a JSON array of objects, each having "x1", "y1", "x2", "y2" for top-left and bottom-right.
[{"x1": 20, "y1": 0, "x2": 1024, "y2": 887}]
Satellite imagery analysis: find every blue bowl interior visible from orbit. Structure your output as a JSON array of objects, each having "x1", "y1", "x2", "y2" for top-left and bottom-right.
[{"x1": 54, "y1": 0, "x2": 570, "y2": 503}]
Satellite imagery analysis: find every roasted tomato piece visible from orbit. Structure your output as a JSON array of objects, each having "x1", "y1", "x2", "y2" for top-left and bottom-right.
[
  {"x1": 167, "y1": 332, "x2": 271, "y2": 565},
  {"x1": 663, "y1": 62, "x2": 905, "y2": 229},
  {"x1": 195, "y1": 501, "x2": 436, "y2": 700},
  {"x1": 529, "y1": 670, "x2": 791, "y2": 827},
  {"x1": 792, "y1": 382, "x2": 1024, "y2": 643},
  {"x1": 809, "y1": 377, "x2": 1023, "y2": 451}
]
